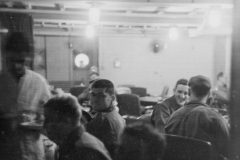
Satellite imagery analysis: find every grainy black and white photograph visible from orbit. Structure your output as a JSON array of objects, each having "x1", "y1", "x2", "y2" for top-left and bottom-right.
[{"x1": 0, "y1": 0, "x2": 239, "y2": 160}]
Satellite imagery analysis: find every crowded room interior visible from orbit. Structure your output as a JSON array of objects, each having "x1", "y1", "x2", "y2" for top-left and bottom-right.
[{"x1": 0, "y1": 0, "x2": 240, "y2": 160}]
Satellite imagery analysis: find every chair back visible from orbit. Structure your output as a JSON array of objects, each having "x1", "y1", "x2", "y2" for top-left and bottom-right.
[
  {"x1": 162, "y1": 134, "x2": 212, "y2": 160},
  {"x1": 69, "y1": 86, "x2": 87, "y2": 97},
  {"x1": 117, "y1": 94, "x2": 141, "y2": 117},
  {"x1": 129, "y1": 87, "x2": 147, "y2": 97},
  {"x1": 161, "y1": 85, "x2": 169, "y2": 98},
  {"x1": 116, "y1": 87, "x2": 132, "y2": 94}
]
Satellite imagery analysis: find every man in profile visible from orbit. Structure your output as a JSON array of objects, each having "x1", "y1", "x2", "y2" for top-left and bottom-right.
[
  {"x1": 165, "y1": 75, "x2": 229, "y2": 159},
  {"x1": 151, "y1": 79, "x2": 189, "y2": 133},
  {"x1": 86, "y1": 79, "x2": 125, "y2": 157},
  {"x1": 0, "y1": 32, "x2": 51, "y2": 160},
  {"x1": 44, "y1": 94, "x2": 111, "y2": 160}
]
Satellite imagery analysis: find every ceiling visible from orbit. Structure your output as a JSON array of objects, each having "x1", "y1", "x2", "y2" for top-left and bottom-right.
[{"x1": 0, "y1": 0, "x2": 233, "y2": 36}]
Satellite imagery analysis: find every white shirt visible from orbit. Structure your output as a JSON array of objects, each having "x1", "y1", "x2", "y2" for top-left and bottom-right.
[{"x1": 0, "y1": 69, "x2": 51, "y2": 114}]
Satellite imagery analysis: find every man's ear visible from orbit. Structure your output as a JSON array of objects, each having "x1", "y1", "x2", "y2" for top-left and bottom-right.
[{"x1": 111, "y1": 95, "x2": 116, "y2": 101}]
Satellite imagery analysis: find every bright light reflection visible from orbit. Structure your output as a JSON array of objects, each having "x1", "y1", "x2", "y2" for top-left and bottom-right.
[
  {"x1": 89, "y1": 7, "x2": 100, "y2": 24},
  {"x1": 169, "y1": 27, "x2": 179, "y2": 40},
  {"x1": 75, "y1": 54, "x2": 89, "y2": 68},
  {"x1": 209, "y1": 10, "x2": 221, "y2": 28},
  {"x1": 85, "y1": 25, "x2": 95, "y2": 38}
]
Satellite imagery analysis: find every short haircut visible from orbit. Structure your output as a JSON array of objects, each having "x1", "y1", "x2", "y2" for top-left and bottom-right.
[
  {"x1": 4, "y1": 32, "x2": 31, "y2": 55},
  {"x1": 116, "y1": 122, "x2": 166, "y2": 160},
  {"x1": 175, "y1": 78, "x2": 188, "y2": 88},
  {"x1": 44, "y1": 94, "x2": 82, "y2": 125},
  {"x1": 89, "y1": 78, "x2": 101, "y2": 85},
  {"x1": 91, "y1": 79, "x2": 115, "y2": 95},
  {"x1": 189, "y1": 75, "x2": 211, "y2": 98},
  {"x1": 217, "y1": 72, "x2": 224, "y2": 80}
]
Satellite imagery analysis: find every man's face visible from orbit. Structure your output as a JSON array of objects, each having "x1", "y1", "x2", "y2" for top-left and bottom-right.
[
  {"x1": 7, "y1": 53, "x2": 26, "y2": 77},
  {"x1": 174, "y1": 84, "x2": 189, "y2": 106},
  {"x1": 90, "y1": 88, "x2": 114, "y2": 112},
  {"x1": 44, "y1": 109, "x2": 72, "y2": 146}
]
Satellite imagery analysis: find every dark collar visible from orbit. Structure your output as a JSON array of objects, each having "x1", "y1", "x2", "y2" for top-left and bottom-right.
[
  {"x1": 185, "y1": 100, "x2": 208, "y2": 108},
  {"x1": 96, "y1": 106, "x2": 115, "y2": 113}
]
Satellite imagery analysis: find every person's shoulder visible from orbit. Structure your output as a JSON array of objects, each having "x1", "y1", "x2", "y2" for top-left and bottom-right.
[
  {"x1": 106, "y1": 110, "x2": 125, "y2": 123},
  {"x1": 154, "y1": 98, "x2": 171, "y2": 109},
  {"x1": 27, "y1": 69, "x2": 48, "y2": 82},
  {"x1": 169, "y1": 105, "x2": 187, "y2": 117},
  {"x1": 77, "y1": 132, "x2": 111, "y2": 160},
  {"x1": 189, "y1": 106, "x2": 225, "y2": 121},
  {"x1": 79, "y1": 132, "x2": 105, "y2": 147}
]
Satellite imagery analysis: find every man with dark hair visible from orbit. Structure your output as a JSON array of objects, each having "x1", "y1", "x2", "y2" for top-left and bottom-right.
[
  {"x1": 115, "y1": 122, "x2": 166, "y2": 160},
  {"x1": 165, "y1": 75, "x2": 230, "y2": 159},
  {"x1": 44, "y1": 94, "x2": 111, "y2": 160},
  {"x1": 86, "y1": 79, "x2": 125, "y2": 157},
  {"x1": 151, "y1": 78, "x2": 189, "y2": 133},
  {"x1": 0, "y1": 32, "x2": 51, "y2": 160}
]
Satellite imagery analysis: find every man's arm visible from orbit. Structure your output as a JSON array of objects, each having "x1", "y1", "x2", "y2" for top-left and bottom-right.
[{"x1": 151, "y1": 103, "x2": 171, "y2": 133}]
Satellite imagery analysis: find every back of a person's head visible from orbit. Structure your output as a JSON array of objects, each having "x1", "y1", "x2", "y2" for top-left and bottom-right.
[
  {"x1": 44, "y1": 94, "x2": 82, "y2": 125},
  {"x1": 175, "y1": 78, "x2": 188, "y2": 88},
  {"x1": 188, "y1": 75, "x2": 211, "y2": 98},
  {"x1": 4, "y1": 32, "x2": 31, "y2": 55},
  {"x1": 91, "y1": 79, "x2": 115, "y2": 95},
  {"x1": 116, "y1": 122, "x2": 166, "y2": 160}
]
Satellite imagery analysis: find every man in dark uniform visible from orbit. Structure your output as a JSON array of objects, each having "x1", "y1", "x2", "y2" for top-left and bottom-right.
[
  {"x1": 165, "y1": 75, "x2": 229, "y2": 160},
  {"x1": 151, "y1": 79, "x2": 189, "y2": 133}
]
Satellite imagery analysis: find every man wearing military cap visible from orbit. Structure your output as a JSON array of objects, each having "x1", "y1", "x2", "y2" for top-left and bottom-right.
[{"x1": 165, "y1": 75, "x2": 229, "y2": 160}]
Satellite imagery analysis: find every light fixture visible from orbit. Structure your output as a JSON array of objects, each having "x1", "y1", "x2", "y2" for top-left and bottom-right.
[
  {"x1": 89, "y1": 7, "x2": 100, "y2": 24},
  {"x1": 208, "y1": 9, "x2": 221, "y2": 28},
  {"x1": 85, "y1": 25, "x2": 95, "y2": 38},
  {"x1": 74, "y1": 53, "x2": 89, "y2": 68},
  {"x1": 169, "y1": 27, "x2": 179, "y2": 40}
]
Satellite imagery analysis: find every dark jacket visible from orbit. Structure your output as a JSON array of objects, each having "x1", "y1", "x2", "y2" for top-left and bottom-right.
[
  {"x1": 86, "y1": 108, "x2": 125, "y2": 157},
  {"x1": 165, "y1": 101, "x2": 230, "y2": 159},
  {"x1": 59, "y1": 126, "x2": 111, "y2": 160},
  {"x1": 151, "y1": 95, "x2": 182, "y2": 133}
]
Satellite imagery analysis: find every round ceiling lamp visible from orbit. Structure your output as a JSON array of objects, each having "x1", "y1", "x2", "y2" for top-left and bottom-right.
[{"x1": 74, "y1": 53, "x2": 89, "y2": 68}]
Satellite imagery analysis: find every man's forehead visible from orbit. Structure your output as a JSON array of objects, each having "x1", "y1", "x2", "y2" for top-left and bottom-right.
[
  {"x1": 176, "y1": 84, "x2": 189, "y2": 91},
  {"x1": 91, "y1": 87, "x2": 107, "y2": 93}
]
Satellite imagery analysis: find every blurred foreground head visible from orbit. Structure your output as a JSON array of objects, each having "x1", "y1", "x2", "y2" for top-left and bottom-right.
[
  {"x1": 116, "y1": 122, "x2": 166, "y2": 160},
  {"x1": 43, "y1": 94, "x2": 82, "y2": 145},
  {"x1": 4, "y1": 32, "x2": 31, "y2": 77}
]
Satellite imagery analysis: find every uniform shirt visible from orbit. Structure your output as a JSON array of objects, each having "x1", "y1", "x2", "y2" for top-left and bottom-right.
[
  {"x1": 165, "y1": 101, "x2": 230, "y2": 159},
  {"x1": 151, "y1": 95, "x2": 182, "y2": 133},
  {"x1": 86, "y1": 108, "x2": 125, "y2": 157}
]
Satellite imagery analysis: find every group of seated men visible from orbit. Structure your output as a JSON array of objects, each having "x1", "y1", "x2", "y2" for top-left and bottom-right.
[
  {"x1": 0, "y1": 31, "x2": 230, "y2": 160},
  {"x1": 44, "y1": 74, "x2": 230, "y2": 160},
  {"x1": 44, "y1": 79, "x2": 166, "y2": 160},
  {"x1": 151, "y1": 76, "x2": 230, "y2": 160}
]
